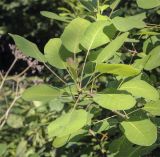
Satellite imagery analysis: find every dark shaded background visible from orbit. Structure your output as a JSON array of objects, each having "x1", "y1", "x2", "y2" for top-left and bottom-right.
[{"x1": 0, "y1": 0, "x2": 159, "y2": 73}]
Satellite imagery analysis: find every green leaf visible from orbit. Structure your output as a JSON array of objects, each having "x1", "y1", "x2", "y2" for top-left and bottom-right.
[
  {"x1": 93, "y1": 93, "x2": 136, "y2": 111},
  {"x1": 0, "y1": 143, "x2": 7, "y2": 156},
  {"x1": 109, "y1": 136, "x2": 135, "y2": 157},
  {"x1": 61, "y1": 18, "x2": 90, "y2": 53},
  {"x1": 79, "y1": 0, "x2": 97, "y2": 11},
  {"x1": 44, "y1": 38, "x2": 66, "y2": 69},
  {"x1": 93, "y1": 121, "x2": 110, "y2": 133},
  {"x1": 40, "y1": 11, "x2": 70, "y2": 22},
  {"x1": 119, "y1": 79, "x2": 159, "y2": 101},
  {"x1": 110, "y1": 0, "x2": 121, "y2": 10},
  {"x1": 96, "y1": 64, "x2": 140, "y2": 77},
  {"x1": 137, "y1": 0, "x2": 160, "y2": 9},
  {"x1": 121, "y1": 119, "x2": 157, "y2": 146},
  {"x1": 16, "y1": 139, "x2": 27, "y2": 157},
  {"x1": 7, "y1": 114, "x2": 23, "y2": 128},
  {"x1": 143, "y1": 100, "x2": 160, "y2": 116},
  {"x1": 80, "y1": 20, "x2": 110, "y2": 50},
  {"x1": 144, "y1": 46, "x2": 160, "y2": 70},
  {"x1": 52, "y1": 135, "x2": 69, "y2": 148},
  {"x1": 9, "y1": 34, "x2": 46, "y2": 62},
  {"x1": 109, "y1": 136, "x2": 158, "y2": 157},
  {"x1": 112, "y1": 13, "x2": 146, "y2": 32},
  {"x1": 133, "y1": 55, "x2": 150, "y2": 70},
  {"x1": 48, "y1": 109, "x2": 88, "y2": 138},
  {"x1": 143, "y1": 36, "x2": 160, "y2": 53},
  {"x1": 96, "y1": 32, "x2": 129, "y2": 63},
  {"x1": 49, "y1": 99, "x2": 64, "y2": 112},
  {"x1": 22, "y1": 84, "x2": 61, "y2": 101}
]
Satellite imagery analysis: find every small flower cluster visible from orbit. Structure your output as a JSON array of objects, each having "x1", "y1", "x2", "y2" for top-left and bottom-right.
[{"x1": 9, "y1": 44, "x2": 44, "y2": 74}]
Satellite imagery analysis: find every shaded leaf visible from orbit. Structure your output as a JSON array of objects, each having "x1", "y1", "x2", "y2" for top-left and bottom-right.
[
  {"x1": 16, "y1": 139, "x2": 27, "y2": 157},
  {"x1": 143, "y1": 100, "x2": 160, "y2": 116},
  {"x1": 0, "y1": 143, "x2": 7, "y2": 156},
  {"x1": 49, "y1": 99, "x2": 64, "y2": 112},
  {"x1": 22, "y1": 84, "x2": 61, "y2": 101},
  {"x1": 7, "y1": 114, "x2": 23, "y2": 129},
  {"x1": 40, "y1": 11, "x2": 70, "y2": 22},
  {"x1": 144, "y1": 46, "x2": 160, "y2": 70},
  {"x1": 96, "y1": 32, "x2": 129, "y2": 63},
  {"x1": 9, "y1": 34, "x2": 46, "y2": 62},
  {"x1": 137, "y1": 0, "x2": 160, "y2": 9},
  {"x1": 79, "y1": 0, "x2": 97, "y2": 11}
]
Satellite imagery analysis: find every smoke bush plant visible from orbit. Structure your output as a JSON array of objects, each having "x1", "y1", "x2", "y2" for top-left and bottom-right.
[{"x1": 7, "y1": 0, "x2": 160, "y2": 156}]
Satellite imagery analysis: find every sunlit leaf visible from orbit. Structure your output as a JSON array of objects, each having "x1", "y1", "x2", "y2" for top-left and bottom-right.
[
  {"x1": 61, "y1": 18, "x2": 90, "y2": 53},
  {"x1": 96, "y1": 64, "x2": 140, "y2": 77},
  {"x1": 112, "y1": 13, "x2": 146, "y2": 32},
  {"x1": 119, "y1": 79, "x2": 159, "y2": 101},
  {"x1": 44, "y1": 38, "x2": 66, "y2": 69},
  {"x1": 48, "y1": 109, "x2": 88, "y2": 138},
  {"x1": 80, "y1": 20, "x2": 110, "y2": 50},
  {"x1": 52, "y1": 135, "x2": 69, "y2": 148},
  {"x1": 121, "y1": 119, "x2": 157, "y2": 146},
  {"x1": 93, "y1": 93, "x2": 136, "y2": 110}
]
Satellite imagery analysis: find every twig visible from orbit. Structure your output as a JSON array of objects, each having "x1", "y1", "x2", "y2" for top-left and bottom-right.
[
  {"x1": 0, "y1": 71, "x2": 3, "y2": 80},
  {"x1": 0, "y1": 58, "x2": 18, "y2": 90},
  {"x1": 43, "y1": 62, "x2": 67, "y2": 85},
  {"x1": 112, "y1": 110, "x2": 129, "y2": 119},
  {"x1": 0, "y1": 96, "x2": 21, "y2": 129},
  {"x1": 94, "y1": 115, "x2": 117, "y2": 124}
]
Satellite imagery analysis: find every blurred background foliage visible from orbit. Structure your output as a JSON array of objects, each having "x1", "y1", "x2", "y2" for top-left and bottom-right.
[{"x1": 0, "y1": 0, "x2": 160, "y2": 156}]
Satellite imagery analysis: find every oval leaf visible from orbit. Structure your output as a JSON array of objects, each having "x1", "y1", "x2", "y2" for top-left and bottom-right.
[
  {"x1": 96, "y1": 64, "x2": 140, "y2": 77},
  {"x1": 137, "y1": 0, "x2": 160, "y2": 9},
  {"x1": 112, "y1": 13, "x2": 146, "y2": 32},
  {"x1": 44, "y1": 38, "x2": 66, "y2": 69},
  {"x1": 121, "y1": 119, "x2": 157, "y2": 146},
  {"x1": 40, "y1": 11, "x2": 70, "y2": 22},
  {"x1": 93, "y1": 93, "x2": 136, "y2": 111},
  {"x1": 96, "y1": 32, "x2": 129, "y2": 63},
  {"x1": 48, "y1": 109, "x2": 88, "y2": 138},
  {"x1": 22, "y1": 84, "x2": 61, "y2": 101},
  {"x1": 0, "y1": 143, "x2": 7, "y2": 156},
  {"x1": 61, "y1": 18, "x2": 90, "y2": 53},
  {"x1": 119, "y1": 79, "x2": 159, "y2": 101},
  {"x1": 80, "y1": 20, "x2": 110, "y2": 50},
  {"x1": 144, "y1": 46, "x2": 160, "y2": 70},
  {"x1": 143, "y1": 100, "x2": 160, "y2": 116},
  {"x1": 9, "y1": 34, "x2": 46, "y2": 62},
  {"x1": 7, "y1": 114, "x2": 23, "y2": 129},
  {"x1": 52, "y1": 135, "x2": 69, "y2": 148}
]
